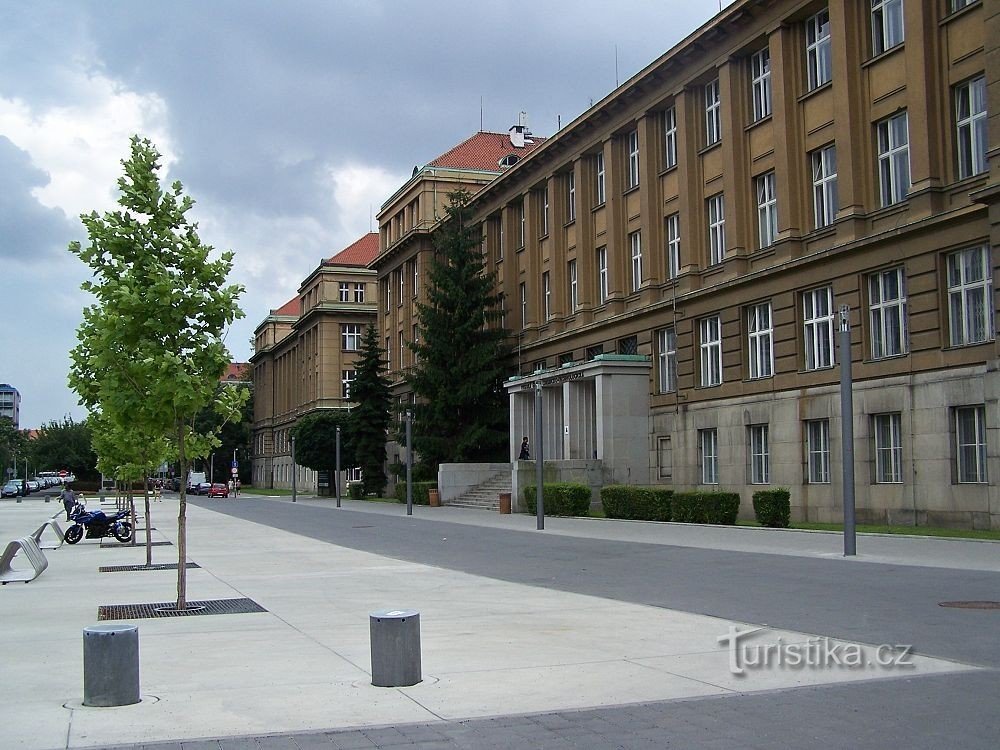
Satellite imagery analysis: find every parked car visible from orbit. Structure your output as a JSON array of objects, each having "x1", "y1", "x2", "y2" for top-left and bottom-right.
[
  {"x1": 25, "y1": 480, "x2": 40, "y2": 493},
  {"x1": 207, "y1": 483, "x2": 229, "y2": 498},
  {"x1": 195, "y1": 482, "x2": 213, "y2": 495},
  {"x1": 2, "y1": 481, "x2": 19, "y2": 498}
]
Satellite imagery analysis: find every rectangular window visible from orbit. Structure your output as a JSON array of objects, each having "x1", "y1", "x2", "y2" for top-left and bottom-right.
[
  {"x1": 873, "y1": 413, "x2": 903, "y2": 483},
  {"x1": 618, "y1": 336, "x2": 638, "y2": 355},
  {"x1": 664, "y1": 106, "x2": 678, "y2": 168},
  {"x1": 871, "y1": 0, "x2": 904, "y2": 56},
  {"x1": 385, "y1": 336, "x2": 391, "y2": 369},
  {"x1": 412, "y1": 324, "x2": 419, "y2": 363},
  {"x1": 700, "y1": 315, "x2": 723, "y2": 387},
  {"x1": 657, "y1": 327, "x2": 677, "y2": 393},
  {"x1": 498, "y1": 217, "x2": 504, "y2": 259},
  {"x1": 410, "y1": 259, "x2": 418, "y2": 297},
  {"x1": 699, "y1": 429, "x2": 719, "y2": 485},
  {"x1": 627, "y1": 129, "x2": 640, "y2": 189},
  {"x1": 568, "y1": 259, "x2": 578, "y2": 310},
  {"x1": 705, "y1": 78, "x2": 721, "y2": 146},
  {"x1": 383, "y1": 279, "x2": 390, "y2": 312},
  {"x1": 597, "y1": 246, "x2": 608, "y2": 303},
  {"x1": 595, "y1": 151, "x2": 606, "y2": 205},
  {"x1": 956, "y1": 76, "x2": 987, "y2": 179},
  {"x1": 354, "y1": 282, "x2": 365, "y2": 303},
  {"x1": 396, "y1": 269, "x2": 404, "y2": 305},
  {"x1": 543, "y1": 271, "x2": 552, "y2": 320},
  {"x1": 952, "y1": 0, "x2": 977, "y2": 11},
  {"x1": 666, "y1": 213, "x2": 680, "y2": 279},
  {"x1": 399, "y1": 331, "x2": 405, "y2": 369},
  {"x1": 518, "y1": 197, "x2": 526, "y2": 248},
  {"x1": 541, "y1": 187, "x2": 549, "y2": 236},
  {"x1": 869, "y1": 267, "x2": 907, "y2": 358},
  {"x1": 747, "y1": 302, "x2": 774, "y2": 379},
  {"x1": 586, "y1": 344, "x2": 604, "y2": 360},
  {"x1": 658, "y1": 436, "x2": 673, "y2": 480},
  {"x1": 749, "y1": 424, "x2": 770, "y2": 484},
  {"x1": 567, "y1": 171, "x2": 576, "y2": 222},
  {"x1": 811, "y1": 145, "x2": 838, "y2": 229},
  {"x1": 708, "y1": 194, "x2": 726, "y2": 265},
  {"x1": 806, "y1": 9, "x2": 832, "y2": 91},
  {"x1": 956, "y1": 405, "x2": 987, "y2": 483},
  {"x1": 341, "y1": 370, "x2": 356, "y2": 400},
  {"x1": 519, "y1": 282, "x2": 528, "y2": 328},
  {"x1": 948, "y1": 246, "x2": 994, "y2": 346},
  {"x1": 341, "y1": 324, "x2": 361, "y2": 351},
  {"x1": 751, "y1": 48, "x2": 772, "y2": 122},
  {"x1": 756, "y1": 171, "x2": 778, "y2": 249},
  {"x1": 339, "y1": 282, "x2": 350, "y2": 302},
  {"x1": 878, "y1": 111, "x2": 910, "y2": 207},
  {"x1": 806, "y1": 419, "x2": 831, "y2": 483},
  {"x1": 803, "y1": 287, "x2": 834, "y2": 370},
  {"x1": 629, "y1": 230, "x2": 642, "y2": 292}
]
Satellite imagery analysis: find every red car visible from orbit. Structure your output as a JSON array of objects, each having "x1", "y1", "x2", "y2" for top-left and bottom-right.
[{"x1": 207, "y1": 483, "x2": 229, "y2": 498}]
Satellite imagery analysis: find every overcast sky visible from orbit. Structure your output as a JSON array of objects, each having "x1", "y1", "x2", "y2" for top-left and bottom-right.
[{"x1": 2, "y1": 0, "x2": 734, "y2": 430}]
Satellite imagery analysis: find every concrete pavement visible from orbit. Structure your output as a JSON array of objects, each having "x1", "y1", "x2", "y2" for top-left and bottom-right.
[{"x1": 0, "y1": 494, "x2": 997, "y2": 749}]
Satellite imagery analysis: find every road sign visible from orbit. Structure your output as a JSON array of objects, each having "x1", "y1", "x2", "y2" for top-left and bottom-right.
[
  {"x1": 231, "y1": 460, "x2": 238, "y2": 469},
  {"x1": 231, "y1": 467, "x2": 239, "y2": 475}
]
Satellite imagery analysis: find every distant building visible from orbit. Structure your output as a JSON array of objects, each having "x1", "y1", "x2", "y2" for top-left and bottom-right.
[
  {"x1": 221, "y1": 363, "x2": 249, "y2": 384},
  {"x1": 0, "y1": 384, "x2": 20, "y2": 429}
]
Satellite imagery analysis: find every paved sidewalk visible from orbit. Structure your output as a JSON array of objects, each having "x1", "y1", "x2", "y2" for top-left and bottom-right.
[{"x1": 0, "y1": 496, "x2": 996, "y2": 749}]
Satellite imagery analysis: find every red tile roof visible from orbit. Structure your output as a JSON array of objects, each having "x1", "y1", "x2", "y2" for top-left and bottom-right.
[
  {"x1": 427, "y1": 131, "x2": 546, "y2": 172},
  {"x1": 272, "y1": 297, "x2": 300, "y2": 316},
  {"x1": 221, "y1": 363, "x2": 249, "y2": 382},
  {"x1": 327, "y1": 233, "x2": 379, "y2": 267}
]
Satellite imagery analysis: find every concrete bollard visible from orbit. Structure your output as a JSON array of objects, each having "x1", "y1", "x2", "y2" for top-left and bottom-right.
[
  {"x1": 370, "y1": 609, "x2": 421, "y2": 687},
  {"x1": 83, "y1": 624, "x2": 140, "y2": 706}
]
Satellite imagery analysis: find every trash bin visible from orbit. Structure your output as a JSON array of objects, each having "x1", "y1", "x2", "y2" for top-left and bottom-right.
[
  {"x1": 83, "y1": 623, "x2": 140, "y2": 706},
  {"x1": 499, "y1": 492, "x2": 511, "y2": 514},
  {"x1": 369, "y1": 609, "x2": 421, "y2": 687}
]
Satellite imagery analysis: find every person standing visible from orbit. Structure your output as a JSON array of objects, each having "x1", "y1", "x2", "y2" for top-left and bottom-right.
[
  {"x1": 518, "y1": 436, "x2": 530, "y2": 460},
  {"x1": 60, "y1": 485, "x2": 77, "y2": 520}
]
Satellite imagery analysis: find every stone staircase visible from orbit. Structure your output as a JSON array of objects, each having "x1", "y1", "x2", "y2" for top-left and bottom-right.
[{"x1": 445, "y1": 472, "x2": 511, "y2": 511}]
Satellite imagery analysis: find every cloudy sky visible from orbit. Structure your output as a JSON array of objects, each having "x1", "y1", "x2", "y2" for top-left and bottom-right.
[{"x1": 2, "y1": 0, "x2": 733, "y2": 430}]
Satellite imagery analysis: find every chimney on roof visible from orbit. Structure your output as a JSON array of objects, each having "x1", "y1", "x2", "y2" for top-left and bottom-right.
[{"x1": 509, "y1": 111, "x2": 533, "y2": 148}]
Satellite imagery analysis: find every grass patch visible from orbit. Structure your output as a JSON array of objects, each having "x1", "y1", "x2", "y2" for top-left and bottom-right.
[
  {"x1": 240, "y1": 487, "x2": 294, "y2": 496},
  {"x1": 737, "y1": 519, "x2": 1000, "y2": 541}
]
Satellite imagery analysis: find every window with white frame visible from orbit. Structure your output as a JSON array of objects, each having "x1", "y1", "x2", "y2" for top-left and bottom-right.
[
  {"x1": 399, "y1": 331, "x2": 405, "y2": 369},
  {"x1": 518, "y1": 197, "x2": 526, "y2": 248},
  {"x1": 664, "y1": 106, "x2": 678, "y2": 168},
  {"x1": 705, "y1": 79, "x2": 721, "y2": 146},
  {"x1": 873, "y1": 412, "x2": 902, "y2": 483},
  {"x1": 629, "y1": 230, "x2": 642, "y2": 292},
  {"x1": 567, "y1": 170, "x2": 576, "y2": 222},
  {"x1": 341, "y1": 324, "x2": 361, "y2": 351},
  {"x1": 354, "y1": 282, "x2": 365, "y2": 303},
  {"x1": 747, "y1": 302, "x2": 774, "y2": 379},
  {"x1": 396, "y1": 268, "x2": 404, "y2": 305},
  {"x1": 384, "y1": 335, "x2": 391, "y2": 370},
  {"x1": 756, "y1": 171, "x2": 778, "y2": 248},
  {"x1": 956, "y1": 405, "x2": 987, "y2": 483},
  {"x1": 751, "y1": 48, "x2": 772, "y2": 122},
  {"x1": 956, "y1": 76, "x2": 987, "y2": 179},
  {"x1": 412, "y1": 324, "x2": 419, "y2": 363},
  {"x1": 597, "y1": 246, "x2": 609, "y2": 303},
  {"x1": 543, "y1": 271, "x2": 552, "y2": 320},
  {"x1": 869, "y1": 267, "x2": 907, "y2": 358},
  {"x1": 948, "y1": 246, "x2": 994, "y2": 346},
  {"x1": 803, "y1": 287, "x2": 834, "y2": 370},
  {"x1": 657, "y1": 327, "x2": 677, "y2": 393},
  {"x1": 699, "y1": 428, "x2": 719, "y2": 484},
  {"x1": 341, "y1": 369, "x2": 356, "y2": 399},
  {"x1": 708, "y1": 194, "x2": 726, "y2": 265},
  {"x1": 568, "y1": 259, "x2": 578, "y2": 311},
  {"x1": 749, "y1": 424, "x2": 770, "y2": 484},
  {"x1": 811, "y1": 144, "x2": 838, "y2": 229},
  {"x1": 541, "y1": 187, "x2": 549, "y2": 236},
  {"x1": 498, "y1": 217, "x2": 504, "y2": 259},
  {"x1": 410, "y1": 259, "x2": 418, "y2": 297},
  {"x1": 595, "y1": 151, "x2": 606, "y2": 205},
  {"x1": 878, "y1": 111, "x2": 910, "y2": 207},
  {"x1": 627, "y1": 129, "x2": 640, "y2": 189},
  {"x1": 806, "y1": 9, "x2": 832, "y2": 91},
  {"x1": 519, "y1": 282, "x2": 527, "y2": 328},
  {"x1": 666, "y1": 213, "x2": 681, "y2": 279},
  {"x1": 339, "y1": 282, "x2": 350, "y2": 302},
  {"x1": 951, "y1": 0, "x2": 978, "y2": 10},
  {"x1": 383, "y1": 279, "x2": 390, "y2": 312},
  {"x1": 700, "y1": 315, "x2": 723, "y2": 387},
  {"x1": 806, "y1": 419, "x2": 831, "y2": 483},
  {"x1": 871, "y1": 0, "x2": 903, "y2": 57}
]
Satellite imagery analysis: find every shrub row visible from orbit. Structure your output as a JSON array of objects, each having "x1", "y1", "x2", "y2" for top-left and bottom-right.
[
  {"x1": 394, "y1": 481, "x2": 436, "y2": 505},
  {"x1": 523, "y1": 483, "x2": 591, "y2": 516},
  {"x1": 671, "y1": 491, "x2": 740, "y2": 525},
  {"x1": 601, "y1": 485, "x2": 673, "y2": 521},
  {"x1": 752, "y1": 488, "x2": 791, "y2": 528}
]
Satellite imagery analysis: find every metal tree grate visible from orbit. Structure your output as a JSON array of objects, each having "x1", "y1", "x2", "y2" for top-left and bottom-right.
[
  {"x1": 101, "y1": 540, "x2": 173, "y2": 548},
  {"x1": 99, "y1": 562, "x2": 200, "y2": 573},
  {"x1": 939, "y1": 601, "x2": 1000, "y2": 610},
  {"x1": 98, "y1": 598, "x2": 266, "y2": 620}
]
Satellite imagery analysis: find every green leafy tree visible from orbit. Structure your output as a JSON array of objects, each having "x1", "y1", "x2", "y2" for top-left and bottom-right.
[
  {"x1": 26, "y1": 416, "x2": 98, "y2": 482},
  {"x1": 290, "y1": 410, "x2": 355, "y2": 493},
  {"x1": 194, "y1": 381, "x2": 252, "y2": 483},
  {"x1": 68, "y1": 136, "x2": 246, "y2": 610},
  {"x1": 0, "y1": 417, "x2": 28, "y2": 482},
  {"x1": 408, "y1": 190, "x2": 511, "y2": 475},
  {"x1": 350, "y1": 325, "x2": 391, "y2": 496}
]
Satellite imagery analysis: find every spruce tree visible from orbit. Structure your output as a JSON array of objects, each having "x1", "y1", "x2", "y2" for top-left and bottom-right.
[
  {"x1": 350, "y1": 324, "x2": 392, "y2": 496},
  {"x1": 408, "y1": 190, "x2": 510, "y2": 474}
]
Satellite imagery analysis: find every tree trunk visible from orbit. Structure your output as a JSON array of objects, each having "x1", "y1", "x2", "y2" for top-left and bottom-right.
[
  {"x1": 176, "y1": 426, "x2": 187, "y2": 610},
  {"x1": 143, "y1": 478, "x2": 152, "y2": 567}
]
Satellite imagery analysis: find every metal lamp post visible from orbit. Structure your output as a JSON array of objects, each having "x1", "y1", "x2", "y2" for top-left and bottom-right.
[
  {"x1": 839, "y1": 304, "x2": 856, "y2": 557},
  {"x1": 291, "y1": 435, "x2": 297, "y2": 503},
  {"x1": 335, "y1": 426, "x2": 342, "y2": 508},
  {"x1": 534, "y1": 381, "x2": 545, "y2": 530},
  {"x1": 405, "y1": 410, "x2": 413, "y2": 516}
]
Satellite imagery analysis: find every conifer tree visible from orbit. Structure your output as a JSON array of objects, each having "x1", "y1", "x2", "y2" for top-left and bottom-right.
[
  {"x1": 408, "y1": 190, "x2": 510, "y2": 474},
  {"x1": 350, "y1": 324, "x2": 392, "y2": 496}
]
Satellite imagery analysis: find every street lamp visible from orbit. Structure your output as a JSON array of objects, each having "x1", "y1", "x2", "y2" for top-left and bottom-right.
[
  {"x1": 534, "y1": 380, "x2": 545, "y2": 530},
  {"x1": 291, "y1": 435, "x2": 297, "y2": 503},
  {"x1": 405, "y1": 410, "x2": 413, "y2": 516},
  {"x1": 335, "y1": 426, "x2": 341, "y2": 508},
  {"x1": 839, "y1": 304, "x2": 856, "y2": 556}
]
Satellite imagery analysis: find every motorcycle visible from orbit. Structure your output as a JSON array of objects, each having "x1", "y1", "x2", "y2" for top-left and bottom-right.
[{"x1": 64, "y1": 505, "x2": 133, "y2": 544}]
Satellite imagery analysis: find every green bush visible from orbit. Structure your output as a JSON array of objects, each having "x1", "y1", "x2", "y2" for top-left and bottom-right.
[
  {"x1": 601, "y1": 486, "x2": 672, "y2": 521},
  {"x1": 672, "y1": 491, "x2": 740, "y2": 525},
  {"x1": 348, "y1": 482, "x2": 364, "y2": 500},
  {"x1": 523, "y1": 483, "x2": 591, "y2": 516},
  {"x1": 752, "y1": 488, "x2": 791, "y2": 528},
  {"x1": 394, "y1": 481, "x2": 436, "y2": 505}
]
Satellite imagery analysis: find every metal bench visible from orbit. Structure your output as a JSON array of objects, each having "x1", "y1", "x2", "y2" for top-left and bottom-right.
[{"x1": 0, "y1": 537, "x2": 48, "y2": 584}]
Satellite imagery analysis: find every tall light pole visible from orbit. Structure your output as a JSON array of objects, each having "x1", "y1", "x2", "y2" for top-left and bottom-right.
[
  {"x1": 405, "y1": 410, "x2": 413, "y2": 516},
  {"x1": 335, "y1": 426, "x2": 342, "y2": 508},
  {"x1": 534, "y1": 381, "x2": 545, "y2": 530},
  {"x1": 291, "y1": 435, "x2": 297, "y2": 503},
  {"x1": 839, "y1": 304, "x2": 856, "y2": 556}
]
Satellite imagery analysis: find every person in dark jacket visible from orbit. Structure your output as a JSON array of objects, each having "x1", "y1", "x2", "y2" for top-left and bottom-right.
[
  {"x1": 518, "y1": 437, "x2": 530, "y2": 460},
  {"x1": 60, "y1": 485, "x2": 77, "y2": 520}
]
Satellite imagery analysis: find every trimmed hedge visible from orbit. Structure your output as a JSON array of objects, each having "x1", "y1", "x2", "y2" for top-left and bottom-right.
[
  {"x1": 671, "y1": 491, "x2": 740, "y2": 525},
  {"x1": 394, "y1": 481, "x2": 436, "y2": 505},
  {"x1": 348, "y1": 482, "x2": 365, "y2": 500},
  {"x1": 601, "y1": 485, "x2": 672, "y2": 521},
  {"x1": 524, "y1": 483, "x2": 591, "y2": 516},
  {"x1": 752, "y1": 488, "x2": 791, "y2": 528}
]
